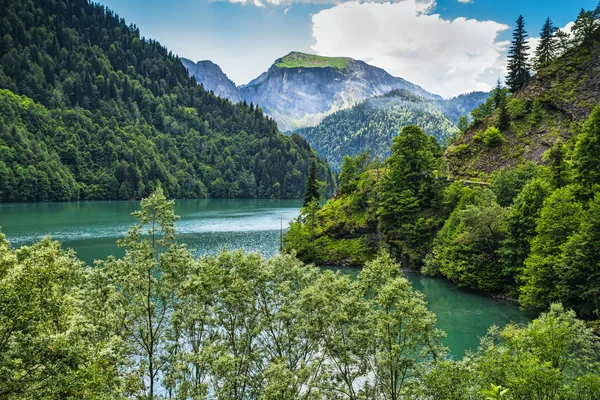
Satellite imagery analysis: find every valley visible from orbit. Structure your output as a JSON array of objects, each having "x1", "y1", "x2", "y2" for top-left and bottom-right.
[{"x1": 1, "y1": 0, "x2": 600, "y2": 398}]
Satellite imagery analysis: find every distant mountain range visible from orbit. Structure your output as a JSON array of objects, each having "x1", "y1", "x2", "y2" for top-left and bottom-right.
[{"x1": 182, "y1": 52, "x2": 442, "y2": 132}]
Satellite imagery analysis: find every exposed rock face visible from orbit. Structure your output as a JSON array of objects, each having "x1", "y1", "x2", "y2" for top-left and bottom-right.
[
  {"x1": 181, "y1": 58, "x2": 241, "y2": 104},
  {"x1": 182, "y1": 52, "x2": 440, "y2": 132}
]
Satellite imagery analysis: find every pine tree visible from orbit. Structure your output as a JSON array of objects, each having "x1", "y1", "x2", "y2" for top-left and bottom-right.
[
  {"x1": 492, "y1": 78, "x2": 503, "y2": 109},
  {"x1": 534, "y1": 18, "x2": 557, "y2": 71},
  {"x1": 572, "y1": 8, "x2": 600, "y2": 46},
  {"x1": 506, "y1": 15, "x2": 531, "y2": 93},
  {"x1": 303, "y1": 161, "x2": 320, "y2": 207},
  {"x1": 554, "y1": 29, "x2": 572, "y2": 56}
]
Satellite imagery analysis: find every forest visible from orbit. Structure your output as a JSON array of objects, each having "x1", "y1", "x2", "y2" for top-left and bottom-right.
[
  {"x1": 0, "y1": 0, "x2": 334, "y2": 202},
  {"x1": 296, "y1": 89, "x2": 458, "y2": 170}
]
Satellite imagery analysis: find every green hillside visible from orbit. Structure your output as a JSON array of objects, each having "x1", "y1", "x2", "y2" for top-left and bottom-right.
[
  {"x1": 446, "y1": 28, "x2": 600, "y2": 179},
  {"x1": 296, "y1": 89, "x2": 458, "y2": 169},
  {"x1": 274, "y1": 52, "x2": 350, "y2": 69},
  {"x1": 0, "y1": 0, "x2": 334, "y2": 202},
  {"x1": 285, "y1": 17, "x2": 600, "y2": 322}
]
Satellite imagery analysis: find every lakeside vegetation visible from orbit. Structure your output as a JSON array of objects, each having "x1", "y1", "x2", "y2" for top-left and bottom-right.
[{"x1": 1, "y1": 188, "x2": 599, "y2": 399}]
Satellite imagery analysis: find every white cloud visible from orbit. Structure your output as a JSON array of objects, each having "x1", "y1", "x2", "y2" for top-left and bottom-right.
[
  {"x1": 310, "y1": 0, "x2": 509, "y2": 98},
  {"x1": 457, "y1": 0, "x2": 473, "y2": 3}
]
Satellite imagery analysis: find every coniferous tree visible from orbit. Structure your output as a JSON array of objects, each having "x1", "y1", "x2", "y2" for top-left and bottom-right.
[
  {"x1": 572, "y1": 8, "x2": 600, "y2": 46},
  {"x1": 506, "y1": 15, "x2": 531, "y2": 93},
  {"x1": 554, "y1": 29, "x2": 572, "y2": 56},
  {"x1": 492, "y1": 78, "x2": 504, "y2": 109},
  {"x1": 534, "y1": 18, "x2": 557, "y2": 71},
  {"x1": 303, "y1": 161, "x2": 320, "y2": 207}
]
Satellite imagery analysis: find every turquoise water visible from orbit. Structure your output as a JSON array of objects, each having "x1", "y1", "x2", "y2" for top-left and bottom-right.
[{"x1": 0, "y1": 199, "x2": 531, "y2": 356}]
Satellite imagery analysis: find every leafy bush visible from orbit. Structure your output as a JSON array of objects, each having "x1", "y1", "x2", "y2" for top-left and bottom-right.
[{"x1": 483, "y1": 126, "x2": 504, "y2": 146}]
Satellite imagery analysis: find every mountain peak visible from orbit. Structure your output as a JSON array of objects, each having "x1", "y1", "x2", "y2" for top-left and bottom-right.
[{"x1": 274, "y1": 52, "x2": 351, "y2": 69}]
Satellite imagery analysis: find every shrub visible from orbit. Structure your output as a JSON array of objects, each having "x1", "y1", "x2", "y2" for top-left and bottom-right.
[{"x1": 483, "y1": 126, "x2": 504, "y2": 146}]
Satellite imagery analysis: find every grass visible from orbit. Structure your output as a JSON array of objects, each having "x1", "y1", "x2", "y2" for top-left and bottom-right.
[{"x1": 275, "y1": 52, "x2": 350, "y2": 69}]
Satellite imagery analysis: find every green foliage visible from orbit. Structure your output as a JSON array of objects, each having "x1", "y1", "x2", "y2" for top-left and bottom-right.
[
  {"x1": 572, "y1": 8, "x2": 600, "y2": 46},
  {"x1": 483, "y1": 126, "x2": 504, "y2": 147},
  {"x1": 429, "y1": 187, "x2": 509, "y2": 292},
  {"x1": 470, "y1": 304, "x2": 600, "y2": 399},
  {"x1": 338, "y1": 152, "x2": 372, "y2": 195},
  {"x1": 458, "y1": 115, "x2": 470, "y2": 132},
  {"x1": 534, "y1": 18, "x2": 558, "y2": 71},
  {"x1": 520, "y1": 186, "x2": 583, "y2": 310},
  {"x1": 574, "y1": 103, "x2": 600, "y2": 195},
  {"x1": 303, "y1": 160, "x2": 321, "y2": 206},
  {"x1": 499, "y1": 178, "x2": 552, "y2": 293},
  {"x1": 543, "y1": 139, "x2": 571, "y2": 188},
  {"x1": 0, "y1": 0, "x2": 333, "y2": 201},
  {"x1": 506, "y1": 15, "x2": 531, "y2": 93},
  {"x1": 417, "y1": 304, "x2": 600, "y2": 398},
  {"x1": 491, "y1": 162, "x2": 539, "y2": 207},
  {"x1": 297, "y1": 90, "x2": 457, "y2": 169},
  {"x1": 506, "y1": 97, "x2": 528, "y2": 119},
  {"x1": 378, "y1": 126, "x2": 443, "y2": 266},
  {"x1": 471, "y1": 94, "x2": 497, "y2": 125},
  {"x1": 556, "y1": 193, "x2": 600, "y2": 318},
  {"x1": 0, "y1": 237, "x2": 126, "y2": 399}
]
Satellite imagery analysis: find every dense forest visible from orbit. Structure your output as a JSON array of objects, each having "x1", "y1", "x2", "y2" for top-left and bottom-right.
[
  {"x1": 2, "y1": 191, "x2": 599, "y2": 399},
  {"x1": 296, "y1": 89, "x2": 458, "y2": 169},
  {"x1": 0, "y1": 0, "x2": 334, "y2": 201},
  {"x1": 285, "y1": 8, "x2": 600, "y2": 321}
]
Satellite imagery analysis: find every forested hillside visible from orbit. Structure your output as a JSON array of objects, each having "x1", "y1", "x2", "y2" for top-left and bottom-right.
[
  {"x1": 0, "y1": 0, "x2": 333, "y2": 201},
  {"x1": 285, "y1": 10, "x2": 600, "y2": 321},
  {"x1": 446, "y1": 22, "x2": 600, "y2": 178},
  {"x1": 296, "y1": 89, "x2": 458, "y2": 169}
]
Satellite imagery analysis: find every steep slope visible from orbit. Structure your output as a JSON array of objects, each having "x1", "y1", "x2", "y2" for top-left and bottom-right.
[
  {"x1": 0, "y1": 0, "x2": 334, "y2": 201},
  {"x1": 183, "y1": 52, "x2": 441, "y2": 132},
  {"x1": 181, "y1": 58, "x2": 242, "y2": 103},
  {"x1": 296, "y1": 89, "x2": 458, "y2": 169},
  {"x1": 446, "y1": 28, "x2": 600, "y2": 178}
]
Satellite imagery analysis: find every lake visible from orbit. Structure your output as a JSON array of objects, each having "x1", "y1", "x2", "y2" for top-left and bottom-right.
[{"x1": 0, "y1": 198, "x2": 531, "y2": 357}]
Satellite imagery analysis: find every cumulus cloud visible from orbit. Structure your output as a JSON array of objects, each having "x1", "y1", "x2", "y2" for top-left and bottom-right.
[{"x1": 310, "y1": 0, "x2": 509, "y2": 98}]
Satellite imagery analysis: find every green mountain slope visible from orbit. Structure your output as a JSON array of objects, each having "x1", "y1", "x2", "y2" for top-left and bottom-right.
[
  {"x1": 0, "y1": 0, "x2": 333, "y2": 202},
  {"x1": 274, "y1": 52, "x2": 350, "y2": 69},
  {"x1": 295, "y1": 89, "x2": 458, "y2": 169},
  {"x1": 446, "y1": 28, "x2": 600, "y2": 178}
]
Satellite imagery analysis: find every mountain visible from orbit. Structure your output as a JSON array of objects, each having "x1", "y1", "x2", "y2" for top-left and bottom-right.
[
  {"x1": 446, "y1": 28, "x2": 600, "y2": 178},
  {"x1": 181, "y1": 58, "x2": 242, "y2": 103},
  {"x1": 0, "y1": 0, "x2": 334, "y2": 202},
  {"x1": 433, "y1": 91, "x2": 492, "y2": 125},
  {"x1": 183, "y1": 51, "x2": 441, "y2": 132},
  {"x1": 296, "y1": 89, "x2": 458, "y2": 169}
]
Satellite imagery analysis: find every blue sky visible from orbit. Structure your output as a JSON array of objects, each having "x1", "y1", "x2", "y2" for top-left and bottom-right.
[{"x1": 99, "y1": 0, "x2": 598, "y2": 97}]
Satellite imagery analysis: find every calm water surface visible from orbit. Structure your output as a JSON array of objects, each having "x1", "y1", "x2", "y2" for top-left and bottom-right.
[{"x1": 0, "y1": 199, "x2": 531, "y2": 357}]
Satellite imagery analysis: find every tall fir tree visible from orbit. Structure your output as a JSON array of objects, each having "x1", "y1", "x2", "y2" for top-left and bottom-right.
[
  {"x1": 571, "y1": 8, "x2": 600, "y2": 46},
  {"x1": 303, "y1": 161, "x2": 320, "y2": 207},
  {"x1": 534, "y1": 18, "x2": 557, "y2": 71},
  {"x1": 506, "y1": 15, "x2": 531, "y2": 93}
]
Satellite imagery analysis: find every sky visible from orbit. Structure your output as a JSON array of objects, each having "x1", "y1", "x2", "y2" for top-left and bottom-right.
[{"x1": 98, "y1": 0, "x2": 598, "y2": 98}]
